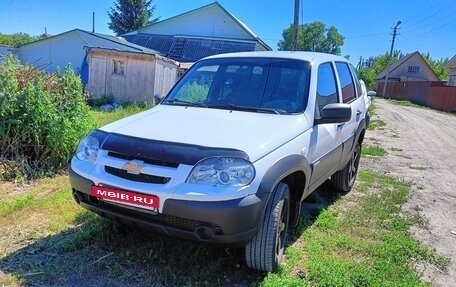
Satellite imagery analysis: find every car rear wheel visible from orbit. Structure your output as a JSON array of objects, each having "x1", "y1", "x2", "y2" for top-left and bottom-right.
[
  {"x1": 245, "y1": 182, "x2": 290, "y2": 271},
  {"x1": 331, "y1": 142, "x2": 361, "y2": 193}
]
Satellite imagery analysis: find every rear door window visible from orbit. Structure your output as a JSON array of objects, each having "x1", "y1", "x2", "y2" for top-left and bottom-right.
[{"x1": 335, "y1": 62, "x2": 356, "y2": 103}]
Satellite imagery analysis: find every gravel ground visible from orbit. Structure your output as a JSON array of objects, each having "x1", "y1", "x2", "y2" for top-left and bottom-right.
[{"x1": 362, "y1": 98, "x2": 456, "y2": 286}]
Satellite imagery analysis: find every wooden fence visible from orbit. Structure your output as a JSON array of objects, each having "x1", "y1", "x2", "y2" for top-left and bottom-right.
[{"x1": 377, "y1": 81, "x2": 456, "y2": 112}]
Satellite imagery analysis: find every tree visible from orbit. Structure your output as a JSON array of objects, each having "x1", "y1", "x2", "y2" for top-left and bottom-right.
[
  {"x1": 357, "y1": 51, "x2": 401, "y2": 90},
  {"x1": 422, "y1": 52, "x2": 449, "y2": 80},
  {"x1": 108, "y1": 0, "x2": 159, "y2": 35},
  {"x1": 0, "y1": 33, "x2": 40, "y2": 47},
  {"x1": 278, "y1": 21, "x2": 344, "y2": 55}
]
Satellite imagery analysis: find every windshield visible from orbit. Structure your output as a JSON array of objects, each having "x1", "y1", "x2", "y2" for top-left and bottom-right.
[{"x1": 164, "y1": 57, "x2": 311, "y2": 114}]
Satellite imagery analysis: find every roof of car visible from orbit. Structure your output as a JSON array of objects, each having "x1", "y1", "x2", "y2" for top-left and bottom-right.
[{"x1": 203, "y1": 51, "x2": 349, "y2": 64}]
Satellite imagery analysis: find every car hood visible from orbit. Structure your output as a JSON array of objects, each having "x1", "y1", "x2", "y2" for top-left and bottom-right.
[{"x1": 99, "y1": 105, "x2": 310, "y2": 163}]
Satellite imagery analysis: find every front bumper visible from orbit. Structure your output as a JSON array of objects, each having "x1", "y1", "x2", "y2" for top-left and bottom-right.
[{"x1": 69, "y1": 167, "x2": 265, "y2": 246}]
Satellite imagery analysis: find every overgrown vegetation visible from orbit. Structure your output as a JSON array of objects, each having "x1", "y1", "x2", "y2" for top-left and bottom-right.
[{"x1": 0, "y1": 55, "x2": 95, "y2": 180}]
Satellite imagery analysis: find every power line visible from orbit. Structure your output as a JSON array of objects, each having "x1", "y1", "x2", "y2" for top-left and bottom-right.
[
  {"x1": 406, "y1": 16, "x2": 456, "y2": 39},
  {"x1": 401, "y1": 37, "x2": 449, "y2": 59},
  {"x1": 345, "y1": 31, "x2": 388, "y2": 39}
]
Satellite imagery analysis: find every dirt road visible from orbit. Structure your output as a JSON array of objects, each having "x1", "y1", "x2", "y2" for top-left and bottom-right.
[{"x1": 363, "y1": 99, "x2": 456, "y2": 286}]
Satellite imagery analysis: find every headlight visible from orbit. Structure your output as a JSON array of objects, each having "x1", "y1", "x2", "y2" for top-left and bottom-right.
[
  {"x1": 76, "y1": 136, "x2": 100, "y2": 163},
  {"x1": 187, "y1": 157, "x2": 255, "y2": 187}
]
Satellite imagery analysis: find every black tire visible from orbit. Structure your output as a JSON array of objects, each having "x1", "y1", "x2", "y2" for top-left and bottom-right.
[
  {"x1": 245, "y1": 182, "x2": 290, "y2": 271},
  {"x1": 331, "y1": 142, "x2": 362, "y2": 193}
]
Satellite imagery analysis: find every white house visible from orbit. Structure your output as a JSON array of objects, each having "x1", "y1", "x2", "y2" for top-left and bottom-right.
[
  {"x1": 375, "y1": 51, "x2": 439, "y2": 84},
  {"x1": 123, "y1": 2, "x2": 271, "y2": 64},
  {"x1": 17, "y1": 29, "x2": 178, "y2": 102}
]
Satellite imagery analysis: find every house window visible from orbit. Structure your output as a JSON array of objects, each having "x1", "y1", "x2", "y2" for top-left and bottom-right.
[
  {"x1": 408, "y1": 65, "x2": 420, "y2": 73},
  {"x1": 113, "y1": 60, "x2": 125, "y2": 75}
]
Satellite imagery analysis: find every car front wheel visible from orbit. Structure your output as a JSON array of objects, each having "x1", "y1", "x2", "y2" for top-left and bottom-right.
[{"x1": 245, "y1": 182, "x2": 290, "y2": 271}]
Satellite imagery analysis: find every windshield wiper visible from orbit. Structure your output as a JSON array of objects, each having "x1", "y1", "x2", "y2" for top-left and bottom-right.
[
  {"x1": 225, "y1": 104, "x2": 281, "y2": 115},
  {"x1": 164, "y1": 99, "x2": 207, "y2": 108}
]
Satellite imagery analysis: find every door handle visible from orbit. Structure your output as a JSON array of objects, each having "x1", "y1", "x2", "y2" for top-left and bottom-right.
[{"x1": 356, "y1": 110, "x2": 362, "y2": 116}]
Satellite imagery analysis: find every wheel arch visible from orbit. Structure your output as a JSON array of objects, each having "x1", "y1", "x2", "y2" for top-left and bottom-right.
[{"x1": 256, "y1": 155, "x2": 311, "y2": 227}]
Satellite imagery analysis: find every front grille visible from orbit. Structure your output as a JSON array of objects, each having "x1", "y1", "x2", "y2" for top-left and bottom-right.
[
  {"x1": 107, "y1": 151, "x2": 179, "y2": 168},
  {"x1": 105, "y1": 166, "x2": 171, "y2": 184},
  {"x1": 100, "y1": 201, "x2": 223, "y2": 234}
]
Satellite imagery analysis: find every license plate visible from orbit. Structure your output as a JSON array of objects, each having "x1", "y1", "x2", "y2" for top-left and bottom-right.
[{"x1": 91, "y1": 186, "x2": 159, "y2": 211}]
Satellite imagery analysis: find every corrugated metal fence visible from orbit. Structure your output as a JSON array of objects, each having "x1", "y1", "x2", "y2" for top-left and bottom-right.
[{"x1": 377, "y1": 81, "x2": 456, "y2": 112}]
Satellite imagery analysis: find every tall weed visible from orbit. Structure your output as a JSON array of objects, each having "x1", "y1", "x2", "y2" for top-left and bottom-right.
[{"x1": 0, "y1": 55, "x2": 95, "y2": 180}]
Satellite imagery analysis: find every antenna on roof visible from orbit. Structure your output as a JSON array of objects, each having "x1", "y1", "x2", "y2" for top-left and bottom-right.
[{"x1": 92, "y1": 12, "x2": 95, "y2": 33}]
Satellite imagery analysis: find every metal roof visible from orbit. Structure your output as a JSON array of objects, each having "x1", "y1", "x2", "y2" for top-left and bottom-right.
[
  {"x1": 20, "y1": 29, "x2": 160, "y2": 55},
  {"x1": 125, "y1": 33, "x2": 257, "y2": 62}
]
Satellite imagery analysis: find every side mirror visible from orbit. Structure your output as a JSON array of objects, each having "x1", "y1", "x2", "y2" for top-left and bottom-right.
[
  {"x1": 153, "y1": 93, "x2": 165, "y2": 105},
  {"x1": 367, "y1": 91, "x2": 377, "y2": 97},
  {"x1": 316, "y1": 103, "x2": 352, "y2": 124}
]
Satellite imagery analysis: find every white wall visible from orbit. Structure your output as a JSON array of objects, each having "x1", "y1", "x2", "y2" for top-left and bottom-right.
[
  {"x1": 391, "y1": 55, "x2": 438, "y2": 81},
  {"x1": 18, "y1": 30, "x2": 145, "y2": 75},
  {"x1": 139, "y1": 5, "x2": 252, "y2": 40},
  {"x1": 18, "y1": 31, "x2": 86, "y2": 74}
]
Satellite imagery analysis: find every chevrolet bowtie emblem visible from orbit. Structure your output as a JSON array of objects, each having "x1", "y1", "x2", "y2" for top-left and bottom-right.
[{"x1": 121, "y1": 160, "x2": 145, "y2": 175}]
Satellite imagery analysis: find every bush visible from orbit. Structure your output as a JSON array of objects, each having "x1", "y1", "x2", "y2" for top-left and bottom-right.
[{"x1": 0, "y1": 55, "x2": 95, "y2": 180}]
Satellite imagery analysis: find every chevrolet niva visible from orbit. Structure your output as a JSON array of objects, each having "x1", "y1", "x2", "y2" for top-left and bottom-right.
[{"x1": 70, "y1": 51, "x2": 369, "y2": 271}]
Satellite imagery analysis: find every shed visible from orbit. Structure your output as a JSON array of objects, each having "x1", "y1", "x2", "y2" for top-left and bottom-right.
[
  {"x1": 85, "y1": 47, "x2": 178, "y2": 103},
  {"x1": 444, "y1": 55, "x2": 456, "y2": 86},
  {"x1": 16, "y1": 29, "x2": 178, "y2": 102},
  {"x1": 375, "y1": 51, "x2": 439, "y2": 85},
  {"x1": 123, "y1": 2, "x2": 271, "y2": 63}
]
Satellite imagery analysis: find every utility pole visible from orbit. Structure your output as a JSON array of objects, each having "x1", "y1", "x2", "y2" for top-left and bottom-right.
[
  {"x1": 357, "y1": 56, "x2": 363, "y2": 70},
  {"x1": 292, "y1": 0, "x2": 300, "y2": 51},
  {"x1": 382, "y1": 21, "x2": 401, "y2": 97}
]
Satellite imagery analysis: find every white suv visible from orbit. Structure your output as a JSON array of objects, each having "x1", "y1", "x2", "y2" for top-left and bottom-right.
[{"x1": 70, "y1": 51, "x2": 367, "y2": 271}]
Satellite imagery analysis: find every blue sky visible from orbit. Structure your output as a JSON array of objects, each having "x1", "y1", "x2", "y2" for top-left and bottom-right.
[{"x1": 1, "y1": 0, "x2": 455, "y2": 64}]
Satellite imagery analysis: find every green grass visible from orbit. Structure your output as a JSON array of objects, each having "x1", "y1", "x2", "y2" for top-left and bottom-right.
[
  {"x1": 0, "y1": 192, "x2": 36, "y2": 218},
  {"x1": 261, "y1": 170, "x2": 448, "y2": 286},
  {"x1": 0, "y1": 171, "x2": 448, "y2": 286},
  {"x1": 369, "y1": 100, "x2": 377, "y2": 116},
  {"x1": 389, "y1": 99, "x2": 422, "y2": 108},
  {"x1": 368, "y1": 119, "x2": 386, "y2": 130},
  {"x1": 362, "y1": 145, "x2": 387, "y2": 157},
  {"x1": 90, "y1": 104, "x2": 152, "y2": 127}
]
